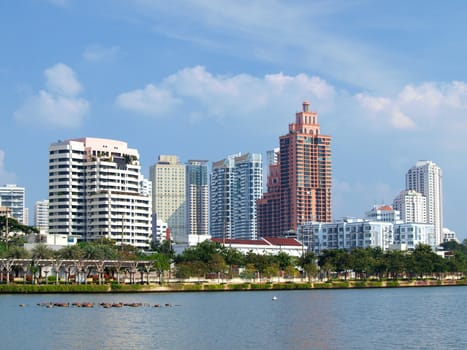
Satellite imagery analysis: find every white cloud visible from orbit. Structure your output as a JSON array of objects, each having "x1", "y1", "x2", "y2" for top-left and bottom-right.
[
  {"x1": 116, "y1": 66, "x2": 335, "y2": 122},
  {"x1": 126, "y1": 1, "x2": 404, "y2": 91},
  {"x1": 356, "y1": 81, "x2": 467, "y2": 131},
  {"x1": 14, "y1": 63, "x2": 89, "y2": 128},
  {"x1": 391, "y1": 110, "x2": 416, "y2": 129},
  {"x1": 116, "y1": 84, "x2": 181, "y2": 116},
  {"x1": 44, "y1": 63, "x2": 82, "y2": 96},
  {"x1": 83, "y1": 45, "x2": 121, "y2": 62},
  {"x1": 355, "y1": 93, "x2": 390, "y2": 112}
]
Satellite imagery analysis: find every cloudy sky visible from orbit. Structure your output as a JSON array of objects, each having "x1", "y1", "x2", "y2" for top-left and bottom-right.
[{"x1": 1, "y1": 0, "x2": 467, "y2": 239}]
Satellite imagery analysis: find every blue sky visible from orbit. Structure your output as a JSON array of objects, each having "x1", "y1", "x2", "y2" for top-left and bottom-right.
[{"x1": 1, "y1": 0, "x2": 467, "y2": 240}]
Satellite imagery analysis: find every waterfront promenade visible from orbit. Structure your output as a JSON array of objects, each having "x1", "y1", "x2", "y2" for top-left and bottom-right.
[{"x1": 0, "y1": 276, "x2": 465, "y2": 293}]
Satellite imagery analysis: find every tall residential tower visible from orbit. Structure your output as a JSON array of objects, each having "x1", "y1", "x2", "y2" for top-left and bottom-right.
[
  {"x1": 0, "y1": 184, "x2": 26, "y2": 225},
  {"x1": 186, "y1": 160, "x2": 209, "y2": 236},
  {"x1": 48, "y1": 138, "x2": 152, "y2": 248},
  {"x1": 257, "y1": 101, "x2": 332, "y2": 237},
  {"x1": 405, "y1": 160, "x2": 443, "y2": 245},
  {"x1": 150, "y1": 155, "x2": 187, "y2": 244},
  {"x1": 210, "y1": 153, "x2": 262, "y2": 240}
]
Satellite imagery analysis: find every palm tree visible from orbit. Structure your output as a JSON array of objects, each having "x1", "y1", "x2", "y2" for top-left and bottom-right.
[{"x1": 31, "y1": 244, "x2": 54, "y2": 283}]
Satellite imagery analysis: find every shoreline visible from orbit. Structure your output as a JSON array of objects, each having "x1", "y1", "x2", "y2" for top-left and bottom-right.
[{"x1": 0, "y1": 278, "x2": 465, "y2": 293}]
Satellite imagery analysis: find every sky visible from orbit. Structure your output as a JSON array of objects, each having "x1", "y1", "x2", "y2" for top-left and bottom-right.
[{"x1": 1, "y1": 0, "x2": 467, "y2": 240}]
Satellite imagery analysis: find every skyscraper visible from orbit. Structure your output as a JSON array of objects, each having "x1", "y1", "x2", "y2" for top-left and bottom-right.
[
  {"x1": 393, "y1": 190, "x2": 427, "y2": 224},
  {"x1": 34, "y1": 200, "x2": 49, "y2": 233},
  {"x1": 150, "y1": 155, "x2": 187, "y2": 244},
  {"x1": 0, "y1": 184, "x2": 26, "y2": 224},
  {"x1": 405, "y1": 160, "x2": 443, "y2": 245},
  {"x1": 210, "y1": 153, "x2": 262, "y2": 240},
  {"x1": 186, "y1": 160, "x2": 209, "y2": 236},
  {"x1": 48, "y1": 138, "x2": 152, "y2": 248},
  {"x1": 257, "y1": 101, "x2": 332, "y2": 237}
]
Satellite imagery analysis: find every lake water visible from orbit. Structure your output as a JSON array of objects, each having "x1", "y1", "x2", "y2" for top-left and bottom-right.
[{"x1": 1, "y1": 286, "x2": 466, "y2": 350}]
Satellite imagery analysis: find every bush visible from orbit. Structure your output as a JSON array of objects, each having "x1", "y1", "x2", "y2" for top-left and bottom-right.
[
  {"x1": 385, "y1": 281, "x2": 400, "y2": 288},
  {"x1": 204, "y1": 284, "x2": 225, "y2": 291},
  {"x1": 228, "y1": 283, "x2": 250, "y2": 291},
  {"x1": 250, "y1": 283, "x2": 270, "y2": 290},
  {"x1": 332, "y1": 282, "x2": 349, "y2": 288},
  {"x1": 0, "y1": 284, "x2": 109, "y2": 293},
  {"x1": 353, "y1": 281, "x2": 366, "y2": 288},
  {"x1": 367, "y1": 281, "x2": 383, "y2": 287}
]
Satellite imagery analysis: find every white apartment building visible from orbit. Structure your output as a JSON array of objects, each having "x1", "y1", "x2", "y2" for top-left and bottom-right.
[
  {"x1": 298, "y1": 218, "x2": 394, "y2": 254},
  {"x1": 365, "y1": 204, "x2": 401, "y2": 222},
  {"x1": 48, "y1": 138, "x2": 152, "y2": 249},
  {"x1": 393, "y1": 190, "x2": 427, "y2": 224},
  {"x1": 406, "y1": 160, "x2": 443, "y2": 245},
  {"x1": 150, "y1": 155, "x2": 187, "y2": 244},
  {"x1": 442, "y1": 227, "x2": 459, "y2": 243},
  {"x1": 210, "y1": 153, "x2": 262, "y2": 240},
  {"x1": 266, "y1": 148, "x2": 279, "y2": 166},
  {"x1": 393, "y1": 222, "x2": 435, "y2": 249},
  {"x1": 34, "y1": 200, "x2": 49, "y2": 234},
  {"x1": 298, "y1": 218, "x2": 436, "y2": 254},
  {"x1": 153, "y1": 219, "x2": 169, "y2": 243},
  {"x1": 0, "y1": 184, "x2": 26, "y2": 224}
]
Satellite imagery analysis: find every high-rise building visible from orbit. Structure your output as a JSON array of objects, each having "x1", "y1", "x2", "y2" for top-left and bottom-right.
[
  {"x1": 186, "y1": 160, "x2": 209, "y2": 236},
  {"x1": 393, "y1": 190, "x2": 427, "y2": 224},
  {"x1": 266, "y1": 148, "x2": 279, "y2": 167},
  {"x1": 405, "y1": 160, "x2": 443, "y2": 245},
  {"x1": 257, "y1": 101, "x2": 332, "y2": 237},
  {"x1": 34, "y1": 200, "x2": 49, "y2": 233},
  {"x1": 210, "y1": 153, "x2": 262, "y2": 240},
  {"x1": 48, "y1": 138, "x2": 152, "y2": 248},
  {"x1": 150, "y1": 155, "x2": 186, "y2": 244},
  {"x1": 0, "y1": 184, "x2": 26, "y2": 224}
]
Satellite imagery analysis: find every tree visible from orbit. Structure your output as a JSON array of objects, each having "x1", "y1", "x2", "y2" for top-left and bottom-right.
[
  {"x1": 149, "y1": 253, "x2": 171, "y2": 284},
  {"x1": 386, "y1": 250, "x2": 405, "y2": 280},
  {"x1": 220, "y1": 246, "x2": 245, "y2": 277},
  {"x1": 57, "y1": 245, "x2": 84, "y2": 260},
  {"x1": 275, "y1": 252, "x2": 293, "y2": 272},
  {"x1": 153, "y1": 239, "x2": 175, "y2": 260},
  {"x1": 0, "y1": 216, "x2": 39, "y2": 238},
  {"x1": 350, "y1": 248, "x2": 372, "y2": 280},
  {"x1": 31, "y1": 244, "x2": 55, "y2": 260},
  {"x1": 208, "y1": 253, "x2": 227, "y2": 277}
]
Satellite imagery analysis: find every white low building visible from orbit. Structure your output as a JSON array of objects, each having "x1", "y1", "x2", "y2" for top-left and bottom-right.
[
  {"x1": 211, "y1": 237, "x2": 306, "y2": 257},
  {"x1": 298, "y1": 217, "x2": 436, "y2": 254}
]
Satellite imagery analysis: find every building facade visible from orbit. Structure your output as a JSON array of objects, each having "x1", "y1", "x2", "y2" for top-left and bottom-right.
[
  {"x1": 48, "y1": 138, "x2": 152, "y2": 248},
  {"x1": 365, "y1": 204, "x2": 401, "y2": 223},
  {"x1": 186, "y1": 160, "x2": 209, "y2": 237},
  {"x1": 257, "y1": 101, "x2": 332, "y2": 237},
  {"x1": 0, "y1": 184, "x2": 26, "y2": 224},
  {"x1": 150, "y1": 155, "x2": 187, "y2": 244},
  {"x1": 298, "y1": 218, "x2": 436, "y2": 254},
  {"x1": 405, "y1": 160, "x2": 443, "y2": 245},
  {"x1": 393, "y1": 190, "x2": 427, "y2": 224},
  {"x1": 34, "y1": 200, "x2": 49, "y2": 234},
  {"x1": 210, "y1": 153, "x2": 262, "y2": 240}
]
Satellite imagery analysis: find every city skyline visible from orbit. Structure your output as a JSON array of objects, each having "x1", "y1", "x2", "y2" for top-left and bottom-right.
[{"x1": 1, "y1": 1, "x2": 467, "y2": 240}]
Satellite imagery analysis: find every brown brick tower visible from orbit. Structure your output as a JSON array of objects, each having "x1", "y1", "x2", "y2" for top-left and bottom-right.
[{"x1": 257, "y1": 101, "x2": 332, "y2": 237}]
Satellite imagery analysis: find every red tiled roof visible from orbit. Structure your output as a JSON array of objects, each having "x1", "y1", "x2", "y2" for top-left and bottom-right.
[
  {"x1": 211, "y1": 238, "x2": 269, "y2": 246},
  {"x1": 262, "y1": 237, "x2": 303, "y2": 247},
  {"x1": 378, "y1": 205, "x2": 393, "y2": 211}
]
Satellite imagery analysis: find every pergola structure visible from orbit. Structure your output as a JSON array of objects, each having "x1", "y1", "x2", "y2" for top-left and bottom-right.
[{"x1": 0, "y1": 258, "x2": 153, "y2": 285}]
